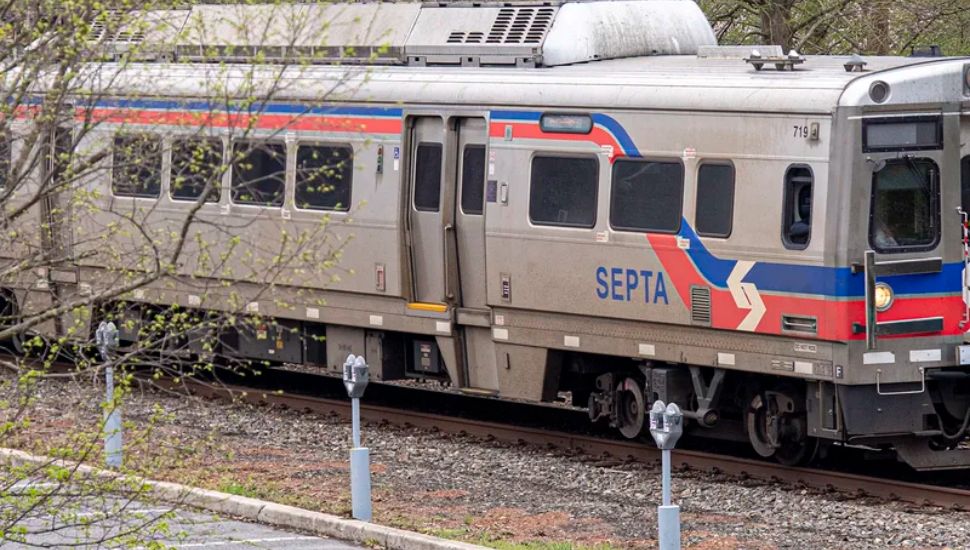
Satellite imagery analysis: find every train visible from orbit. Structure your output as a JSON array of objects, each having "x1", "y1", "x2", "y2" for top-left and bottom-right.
[{"x1": 4, "y1": 0, "x2": 970, "y2": 470}]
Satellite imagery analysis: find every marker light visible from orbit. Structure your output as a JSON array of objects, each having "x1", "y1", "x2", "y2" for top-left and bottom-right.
[{"x1": 874, "y1": 282, "x2": 894, "y2": 312}]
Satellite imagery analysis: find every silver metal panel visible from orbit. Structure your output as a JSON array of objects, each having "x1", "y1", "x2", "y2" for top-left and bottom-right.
[{"x1": 465, "y1": 327, "x2": 499, "y2": 391}]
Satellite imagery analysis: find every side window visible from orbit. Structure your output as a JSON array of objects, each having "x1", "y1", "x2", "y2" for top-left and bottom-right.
[
  {"x1": 231, "y1": 141, "x2": 285, "y2": 206},
  {"x1": 413, "y1": 143, "x2": 442, "y2": 212},
  {"x1": 695, "y1": 163, "x2": 735, "y2": 238},
  {"x1": 171, "y1": 137, "x2": 223, "y2": 202},
  {"x1": 112, "y1": 133, "x2": 162, "y2": 198},
  {"x1": 529, "y1": 155, "x2": 598, "y2": 228},
  {"x1": 295, "y1": 144, "x2": 353, "y2": 211},
  {"x1": 610, "y1": 159, "x2": 683, "y2": 233},
  {"x1": 782, "y1": 166, "x2": 813, "y2": 249},
  {"x1": 460, "y1": 145, "x2": 486, "y2": 215},
  {"x1": 961, "y1": 156, "x2": 970, "y2": 215}
]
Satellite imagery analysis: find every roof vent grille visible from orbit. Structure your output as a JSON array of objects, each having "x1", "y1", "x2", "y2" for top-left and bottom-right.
[
  {"x1": 447, "y1": 31, "x2": 486, "y2": 44},
  {"x1": 89, "y1": 10, "x2": 146, "y2": 43},
  {"x1": 487, "y1": 7, "x2": 554, "y2": 45}
]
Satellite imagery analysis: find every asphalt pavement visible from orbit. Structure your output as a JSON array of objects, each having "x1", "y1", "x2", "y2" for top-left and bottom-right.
[{"x1": 4, "y1": 479, "x2": 362, "y2": 549}]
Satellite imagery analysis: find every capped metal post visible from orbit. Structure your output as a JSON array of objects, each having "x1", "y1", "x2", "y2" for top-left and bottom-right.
[
  {"x1": 95, "y1": 321, "x2": 122, "y2": 470},
  {"x1": 649, "y1": 400, "x2": 684, "y2": 550},
  {"x1": 343, "y1": 354, "x2": 372, "y2": 522}
]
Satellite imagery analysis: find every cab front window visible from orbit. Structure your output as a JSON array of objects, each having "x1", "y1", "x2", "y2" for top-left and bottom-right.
[{"x1": 869, "y1": 157, "x2": 939, "y2": 253}]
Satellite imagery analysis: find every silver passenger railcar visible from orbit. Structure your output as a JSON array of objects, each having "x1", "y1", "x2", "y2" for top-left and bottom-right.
[{"x1": 6, "y1": 0, "x2": 970, "y2": 469}]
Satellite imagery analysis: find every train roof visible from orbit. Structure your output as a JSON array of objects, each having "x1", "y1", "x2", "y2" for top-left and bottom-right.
[
  {"x1": 69, "y1": 1, "x2": 969, "y2": 116},
  {"x1": 79, "y1": 53, "x2": 964, "y2": 117}
]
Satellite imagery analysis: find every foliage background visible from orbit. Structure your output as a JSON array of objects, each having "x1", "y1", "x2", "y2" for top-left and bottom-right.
[{"x1": 699, "y1": 0, "x2": 970, "y2": 56}]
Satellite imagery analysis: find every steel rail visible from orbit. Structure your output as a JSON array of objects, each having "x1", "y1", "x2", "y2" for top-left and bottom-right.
[{"x1": 174, "y1": 378, "x2": 970, "y2": 511}]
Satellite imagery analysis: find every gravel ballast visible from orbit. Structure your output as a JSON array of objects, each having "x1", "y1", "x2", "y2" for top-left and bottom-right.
[{"x1": 3, "y1": 372, "x2": 970, "y2": 549}]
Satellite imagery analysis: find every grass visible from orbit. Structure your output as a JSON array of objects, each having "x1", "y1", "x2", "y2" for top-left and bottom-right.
[
  {"x1": 481, "y1": 540, "x2": 621, "y2": 550},
  {"x1": 423, "y1": 526, "x2": 623, "y2": 550},
  {"x1": 218, "y1": 479, "x2": 261, "y2": 498}
]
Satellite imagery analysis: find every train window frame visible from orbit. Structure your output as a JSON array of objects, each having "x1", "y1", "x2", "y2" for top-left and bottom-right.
[
  {"x1": 961, "y1": 155, "x2": 970, "y2": 216},
  {"x1": 229, "y1": 139, "x2": 286, "y2": 207},
  {"x1": 694, "y1": 161, "x2": 735, "y2": 239},
  {"x1": 868, "y1": 157, "x2": 940, "y2": 254},
  {"x1": 528, "y1": 153, "x2": 599, "y2": 229},
  {"x1": 781, "y1": 164, "x2": 814, "y2": 250},
  {"x1": 413, "y1": 141, "x2": 443, "y2": 213},
  {"x1": 609, "y1": 157, "x2": 684, "y2": 234},
  {"x1": 111, "y1": 133, "x2": 163, "y2": 199},
  {"x1": 459, "y1": 144, "x2": 486, "y2": 216},
  {"x1": 0, "y1": 132, "x2": 11, "y2": 196},
  {"x1": 293, "y1": 142, "x2": 354, "y2": 212},
  {"x1": 169, "y1": 136, "x2": 224, "y2": 203},
  {"x1": 862, "y1": 116, "x2": 943, "y2": 153}
]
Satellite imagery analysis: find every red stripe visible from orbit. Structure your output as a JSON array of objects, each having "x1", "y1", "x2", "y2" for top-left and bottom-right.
[
  {"x1": 489, "y1": 121, "x2": 624, "y2": 162},
  {"x1": 83, "y1": 108, "x2": 403, "y2": 134}
]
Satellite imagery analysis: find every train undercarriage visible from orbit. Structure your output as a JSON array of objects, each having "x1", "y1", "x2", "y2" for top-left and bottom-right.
[
  {"x1": 573, "y1": 356, "x2": 970, "y2": 470},
  {"x1": 5, "y1": 293, "x2": 970, "y2": 472}
]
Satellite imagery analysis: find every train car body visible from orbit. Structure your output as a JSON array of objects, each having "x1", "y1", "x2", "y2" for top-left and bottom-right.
[{"x1": 6, "y1": 0, "x2": 970, "y2": 469}]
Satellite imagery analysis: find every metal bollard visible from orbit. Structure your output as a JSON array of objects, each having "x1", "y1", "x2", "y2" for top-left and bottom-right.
[
  {"x1": 649, "y1": 400, "x2": 684, "y2": 550},
  {"x1": 95, "y1": 321, "x2": 122, "y2": 469},
  {"x1": 343, "y1": 354, "x2": 372, "y2": 521}
]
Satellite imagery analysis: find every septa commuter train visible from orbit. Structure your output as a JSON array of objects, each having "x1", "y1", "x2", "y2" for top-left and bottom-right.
[{"x1": 5, "y1": 0, "x2": 970, "y2": 469}]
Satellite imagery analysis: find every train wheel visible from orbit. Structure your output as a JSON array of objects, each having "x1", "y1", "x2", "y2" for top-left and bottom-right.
[
  {"x1": 615, "y1": 376, "x2": 646, "y2": 439},
  {"x1": 746, "y1": 389, "x2": 817, "y2": 466}
]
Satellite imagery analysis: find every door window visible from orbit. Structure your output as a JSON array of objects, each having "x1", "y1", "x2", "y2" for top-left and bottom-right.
[
  {"x1": 413, "y1": 142, "x2": 442, "y2": 212},
  {"x1": 460, "y1": 145, "x2": 486, "y2": 215}
]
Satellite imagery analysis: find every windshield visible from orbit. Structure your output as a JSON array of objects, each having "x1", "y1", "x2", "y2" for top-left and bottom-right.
[{"x1": 869, "y1": 157, "x2": 939, "y2": 253}]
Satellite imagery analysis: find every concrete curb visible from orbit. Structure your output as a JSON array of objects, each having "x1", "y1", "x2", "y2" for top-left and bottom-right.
[{"x1": 0, "y1": 447, "x2": 486, "y2": 550}]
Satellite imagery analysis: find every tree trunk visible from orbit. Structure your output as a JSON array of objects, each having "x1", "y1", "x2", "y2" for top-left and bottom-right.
[{"x1": 760, "y1": 1, "x2": 796, "y2": 51}]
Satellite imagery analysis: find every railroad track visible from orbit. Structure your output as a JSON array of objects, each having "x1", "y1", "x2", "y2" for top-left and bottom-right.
[{"x1": 169, "y1": 373, "x2": 970, "y2": 511}]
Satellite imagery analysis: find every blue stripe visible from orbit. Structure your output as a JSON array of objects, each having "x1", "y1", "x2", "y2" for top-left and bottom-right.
[
  {"x1": 591, "y1": 113, "x2": 641, "y2": 158},
  {"x1": 677, "y1": 220, "x2": 961, "y2": 298},
  {"x1": 91, "y1": 98, "x2": 402, "y2": 118},
  {"x1": 491, "y1": 110, "x2": 641, "y2": 157}
]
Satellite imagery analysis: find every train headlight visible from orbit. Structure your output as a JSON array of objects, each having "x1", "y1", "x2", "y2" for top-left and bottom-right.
[{"x1": 874, "y1": 282, "x2": 894, "y2": 312}]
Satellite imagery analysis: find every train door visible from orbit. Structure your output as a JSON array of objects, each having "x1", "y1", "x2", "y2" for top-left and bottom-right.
[
  {"x1": 453, "y1": 118, "x2": 499, "y2": 391},
  {"x1": 408, "y1": 117, "x2": 447, "y2": 303},
  {"x1": 406, "y1": 116, "x2": 497, "y2": 391}
]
